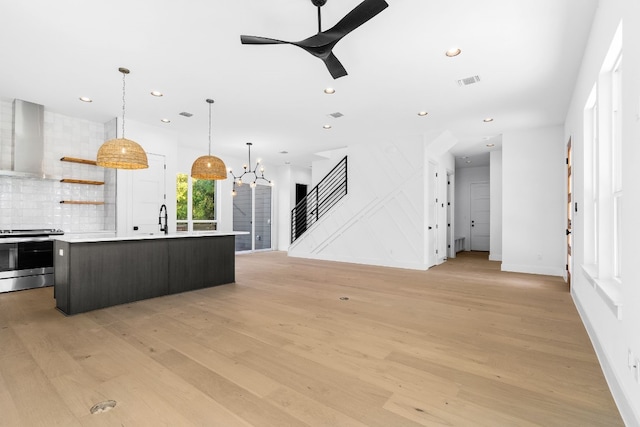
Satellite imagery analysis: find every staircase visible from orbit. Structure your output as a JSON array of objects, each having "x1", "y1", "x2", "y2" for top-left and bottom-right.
[{"x1": 291, "y1": 156, "x2": 347, "y2": 244}]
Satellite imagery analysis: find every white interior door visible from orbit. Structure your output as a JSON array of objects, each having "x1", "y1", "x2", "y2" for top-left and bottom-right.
[
  {"x1": 447, "y1": 173, "x2": 454, "y2": 258},
  {"x1": 470, "y1": 182, "x2": 490, "y2": 251},
  {"x1": 567, "y1": 138, "x2": 572, "y2": 287},
  {"x1": 132, "y1": 154, "x2": 166, "y2": 235},
  {"x1": 427, "y1": 162, "x2": 438, "y2": 267}
]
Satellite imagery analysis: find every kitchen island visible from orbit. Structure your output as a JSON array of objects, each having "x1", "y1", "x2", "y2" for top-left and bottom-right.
[{"x1": 53, "y1": 232, "x2": 245, "y2": 315}]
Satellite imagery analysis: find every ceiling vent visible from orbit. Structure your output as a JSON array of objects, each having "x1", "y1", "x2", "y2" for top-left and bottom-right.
[
  {"x1": 328, "y1": 112, "x2": 344, "y2": 119},
  {"x1": 457, "y1": 75, "x2": 481, "y2": 87},
  {"x1": 179, "y1": 111, "x2": 193, "y2": 117}
]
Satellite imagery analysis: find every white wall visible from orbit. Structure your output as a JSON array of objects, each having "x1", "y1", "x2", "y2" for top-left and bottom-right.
[
  {"x1": 489, "y1": 150, "x2": 503, "y2": 261},
  {"x1": 276, "y1": 165, "x2": 311, "y2": 251},
  {"x1": 564, "y1": 0, "x2": 640, "y2": 424},
  {"x1": 289, "y1": 136, "x2": 429, "y2": 270},
  {"x1": 501, "y1": 125, "x2": 565, "y2": 276},
  {"x1": 312, "y1": 147, "x2": 348, "y2": 187},
  {"x1": 288, "y1": 133, "x2": 454, "y2": 270},
  {"x1": 454, "y1": 165, "x2": 490, "y2": 252}
]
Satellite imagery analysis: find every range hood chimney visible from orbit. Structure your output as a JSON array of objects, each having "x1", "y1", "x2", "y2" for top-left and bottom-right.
[{"x1": 11, "y1": 99, "x2": 45, "y2": 176}]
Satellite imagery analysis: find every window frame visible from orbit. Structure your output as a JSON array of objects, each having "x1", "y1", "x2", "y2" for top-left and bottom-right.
[
  {"x1": 580, "y1": 22, "x2": 623, "y2": 318},
  {"x1": 176, "y1": 173, "x2": 218, "y2": 232}
]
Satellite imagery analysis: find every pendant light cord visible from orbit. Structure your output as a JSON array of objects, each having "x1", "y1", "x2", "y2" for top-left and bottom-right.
[
  {"x1": 208, "y1": 100, "x2": 212, "y2": 156},
  {"x1": 118, "y1": 68, "x2": 130, "y2": 139},
  {"x1": 122, "y1": 71, "x2": 126, "y2": 138}
]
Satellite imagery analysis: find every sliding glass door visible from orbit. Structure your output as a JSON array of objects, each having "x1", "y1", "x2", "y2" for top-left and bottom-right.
[{"x1": 233, "y1": 184, "x2": 272, "y2": 252}]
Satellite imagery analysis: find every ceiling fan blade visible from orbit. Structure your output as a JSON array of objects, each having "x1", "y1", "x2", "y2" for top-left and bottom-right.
[
  {"x1": 240, "y1": 0, "x2": 388, "y2": 79},
  {"x1": 323, "y1": 52, "x2": 348, "y2": 79},
  {"x1": 240, "y1": 35, "x2": 288, "y2": 45},
  {"x1": 327, "y1": 0, "x2": 389, "y2": 38}
]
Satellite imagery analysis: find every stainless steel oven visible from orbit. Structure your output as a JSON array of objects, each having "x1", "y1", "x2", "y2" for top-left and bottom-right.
[{"x1": 0, "y1": 229, "x2": 63, "y2": 293}]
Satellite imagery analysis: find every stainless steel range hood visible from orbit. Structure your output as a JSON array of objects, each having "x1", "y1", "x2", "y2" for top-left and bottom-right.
[{"x1": 0, "y1": 99, "x2": 46, "y2": 178}]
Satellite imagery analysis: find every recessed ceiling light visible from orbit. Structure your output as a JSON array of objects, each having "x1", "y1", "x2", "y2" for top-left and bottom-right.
[
  {"x1": 417, "y1": 111, "x2": 428, "y2": 116},
  {"x1": 79, "y1": 96, "x2": 92, "y2": 103},
  {"x1": 151, "y1": 91, "x2": 163, "y2": 97},
  {"x1": 466, "y1": 160, "x2": 472, "y2": 164},
  {"x1": 323, "y1": 124, "x2": 332, "y2": 129},
  {"x1": 160, "y1": 118, "x2": 170, "y2": 123},
  {"x1": 324, "y1": 88, "x2": 336, "y2": 94},
  {"x1": 486, "y1": 143, "x2": 495, "y2": 147},
  {"x1": 483, "y1": 117, "x2": 494, "y2": 123},
  {"x1": 445, "y1": 48, "x2": 462, "y2": 57}
]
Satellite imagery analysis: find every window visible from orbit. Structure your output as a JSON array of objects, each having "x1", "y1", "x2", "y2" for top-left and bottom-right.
[
  {"x1": 582, "y1": 22, "x2": 622, "y2": 315},
  {"x1": 583, "y1": 85, "x2": 598, "y2": 266},
  {"x1": 611, "y1": 53, "x2": 622, "y2": 280},
  {"x1": 176, "y1": 173, "x2": 217, "y2": 232}
]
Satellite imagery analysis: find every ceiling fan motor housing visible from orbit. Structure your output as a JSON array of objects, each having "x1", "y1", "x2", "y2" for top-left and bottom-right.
[{"x1": 311, "y1": 0, "x2": 328, "y2": 6}]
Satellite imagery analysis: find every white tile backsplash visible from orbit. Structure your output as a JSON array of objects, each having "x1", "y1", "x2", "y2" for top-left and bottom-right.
[{"x1": 0, "y1": 98, "x2": 115, "y2": 232}]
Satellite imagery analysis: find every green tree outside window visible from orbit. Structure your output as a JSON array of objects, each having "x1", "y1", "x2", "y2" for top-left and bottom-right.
[{"x1": 176, "y1": 173, "x2": 216, "y2": 231}]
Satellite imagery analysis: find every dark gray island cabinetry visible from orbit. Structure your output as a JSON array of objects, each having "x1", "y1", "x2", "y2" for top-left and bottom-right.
[{"x1": 54, "y1": 233, "x2": 240, "y2": 315}]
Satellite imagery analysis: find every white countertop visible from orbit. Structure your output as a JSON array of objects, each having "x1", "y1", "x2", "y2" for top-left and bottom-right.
[{"x1": 54, "y1": 231, "x2": 248, "y2": 243}]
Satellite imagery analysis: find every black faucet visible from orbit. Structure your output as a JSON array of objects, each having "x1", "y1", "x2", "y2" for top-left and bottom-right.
[{"x1": 159, "y1": 204, "x2": 168, "y2": 235}]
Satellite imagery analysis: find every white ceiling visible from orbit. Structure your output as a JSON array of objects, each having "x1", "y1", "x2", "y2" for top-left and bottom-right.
[{"x1": 0, "y1": 0, "x2": 597, "y2": 169}]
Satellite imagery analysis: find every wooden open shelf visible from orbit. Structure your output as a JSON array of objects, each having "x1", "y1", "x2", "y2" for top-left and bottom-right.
[
  {"x1": 60, "y1": 201, "x2": 105, "y2": 205},
  {"x1": 60, "y1": 179, "x2": 105, "y2": 185},
  {"x1": 60, "y1": 157, "x2": 97, "y2": 166}
]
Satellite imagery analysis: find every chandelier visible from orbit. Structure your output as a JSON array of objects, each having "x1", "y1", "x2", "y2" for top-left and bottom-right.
[{"x1": 230, "y1": 142, "x2": 272, "y2": 196}]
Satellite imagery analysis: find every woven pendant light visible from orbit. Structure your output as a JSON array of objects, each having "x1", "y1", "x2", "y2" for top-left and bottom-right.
[
  {"x1": 191, "y1": 99, "x2": 227, "y2": 180},
  {"x1": 97, "y1": 68, "x2": 148, "y2": 169}
]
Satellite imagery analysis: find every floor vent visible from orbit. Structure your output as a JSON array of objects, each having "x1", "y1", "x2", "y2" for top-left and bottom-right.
[{"x1": 90, "y1": 400, "x2": 117, "y2": 415}]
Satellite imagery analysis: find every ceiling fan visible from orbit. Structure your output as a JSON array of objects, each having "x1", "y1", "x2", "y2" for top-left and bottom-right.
[{"x1": 240, "y1": 0, "x2": 389, "y2": 79}]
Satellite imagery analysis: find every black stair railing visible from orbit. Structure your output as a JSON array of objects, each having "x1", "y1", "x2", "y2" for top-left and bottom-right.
[{"x1": 291, "y1": 156, "x2": 348, "y2": 243}]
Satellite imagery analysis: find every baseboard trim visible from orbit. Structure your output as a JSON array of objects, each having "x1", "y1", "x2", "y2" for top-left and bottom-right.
[
  {"x1": 572, "y1": 290, "x2": 640, "y2": 427},
  {"x1": 500, "y1": 263, "x2": 564, "y2": 277}
]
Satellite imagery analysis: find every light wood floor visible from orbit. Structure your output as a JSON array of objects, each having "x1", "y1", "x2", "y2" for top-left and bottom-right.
[{"x1": 0, "y1": 251, "x2": 623, "y2": 426}]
